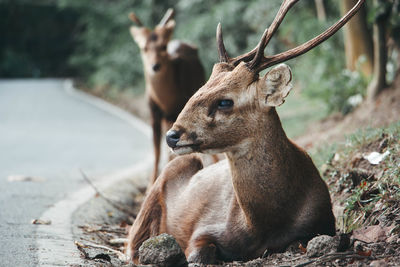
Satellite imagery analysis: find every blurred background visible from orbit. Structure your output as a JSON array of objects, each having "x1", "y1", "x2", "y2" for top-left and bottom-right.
[
  {"x1": 1, "y1": 1, "x2": 400, "y2": 265},
  {"x1": 1, "y1": 0, "x2": 400, "y2": 135}
]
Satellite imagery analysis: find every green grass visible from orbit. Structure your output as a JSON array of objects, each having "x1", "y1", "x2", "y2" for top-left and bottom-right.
[
  {"x1": 277, "y1": 88, "x2": 328, "y2": 139},
  {"x1": 311, "y1": 121, "x2": 400, "y2": 233}
]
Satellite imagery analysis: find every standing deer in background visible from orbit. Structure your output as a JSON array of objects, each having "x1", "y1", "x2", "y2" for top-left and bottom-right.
[
  {"x1": 129, "y1": 9, "x2": 205, "y2": 183},
  {"x1": 127, "y1": 0, "x2": 365, "y2": 264}
]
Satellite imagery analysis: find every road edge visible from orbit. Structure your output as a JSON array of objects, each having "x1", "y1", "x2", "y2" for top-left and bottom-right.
[{"x1": 36, "y1": 79, "x2": 152, "y2": 266}]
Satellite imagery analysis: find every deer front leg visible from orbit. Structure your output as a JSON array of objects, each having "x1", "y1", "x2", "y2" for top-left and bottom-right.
[
  {"x1": 149, "y1": 99, "x2": 163, "y2": 184},
  {"x1": 185, "y1": 228, "x2": 222, "y2": 264}
]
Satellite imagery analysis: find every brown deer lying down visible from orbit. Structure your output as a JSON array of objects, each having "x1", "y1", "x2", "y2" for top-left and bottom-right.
[
  {"x1": 127, "y1": 0, "x2": 365, "y2": 264},
  {"x1": 129, "y1": 9, "x2": 205, "y2": 183}
]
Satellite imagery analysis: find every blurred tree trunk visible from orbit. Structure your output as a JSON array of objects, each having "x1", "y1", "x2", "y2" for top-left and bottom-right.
[
  {"x1": 340, "y1": 0, "x2": 373, "y2": 77},
  {"x1": 367, "y1": 0, "x2": 391, "y2": 102},
  {"x1": 314, "y1": 0, "x2": 326, "y2": 22}
]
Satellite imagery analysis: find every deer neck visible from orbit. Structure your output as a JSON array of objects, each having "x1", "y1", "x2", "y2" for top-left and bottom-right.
[
  {"x1": 144, "y1": 59, "x2": 177, "y2": 113},
  {"x1": 226, "y1": 108, "x2": 292, "y2": 230}
]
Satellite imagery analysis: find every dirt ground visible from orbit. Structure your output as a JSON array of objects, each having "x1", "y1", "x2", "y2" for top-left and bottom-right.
[
  {"x1": 74, "y1": 74, "x2": 400, "y2": 266},
  {"x1": 295, "y1": 74, "x2": 400, "y2": 149}
]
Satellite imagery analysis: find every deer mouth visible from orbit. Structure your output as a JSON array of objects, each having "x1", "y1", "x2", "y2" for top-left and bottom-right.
[{"x1": 173, "y1": 143, "x2": 201, "y2": 155}]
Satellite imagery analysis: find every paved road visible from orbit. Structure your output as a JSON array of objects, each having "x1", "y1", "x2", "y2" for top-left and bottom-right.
[{"x1": 0, "y1": 79, "x2": 151, "y2": 266}]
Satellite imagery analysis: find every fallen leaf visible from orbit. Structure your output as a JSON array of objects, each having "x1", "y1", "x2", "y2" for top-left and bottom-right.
[
  {"x1": 353, "y1": 225, "x2": 392, "y2": 243},
  {"x1": 8, "y1": 175, "x2": 46, "y2": 182},
  {"x1": 333, "y1": 153, "x2": 340, "y2": 162},
  {"x1": 363, "y1": 151, "x2": 390, "y2": 165},
  {"x1": 357, "y1": 250, "x2": 372, "y2": 257},
  {"x1": 75, "y1": 240, "x2": 88, "y2": 248},
  {"x1": 119, "y1": 220, "x2": 127, "y2": 228},
  {"x1": 298, "y1": 243, "x2": 307, "y2": 253},
  {"x1": 31, "y1": 219, "x2": 51, "y2": 225}
]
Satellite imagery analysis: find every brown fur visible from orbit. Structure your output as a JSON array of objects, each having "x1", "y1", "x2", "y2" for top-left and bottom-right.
[
  {"x1": 126, "y1": 154, "x2": 203, "y2": 263},
  {"x1": 130, "y1": 13, "x2": 205, "y2": 183}
]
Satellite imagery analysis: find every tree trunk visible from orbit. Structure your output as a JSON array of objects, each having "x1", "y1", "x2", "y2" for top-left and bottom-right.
[
  {"x1": 367, "y1": 0, "x2": 391, "y2": 101},
  {"x1": 340, "y1": 0, "x2": 373, "y2": 77},
  {"x1": 314, "y1": 0, "x2": 326, "y2": 22}
]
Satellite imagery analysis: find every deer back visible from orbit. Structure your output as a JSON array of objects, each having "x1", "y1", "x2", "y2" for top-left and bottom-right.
[{"x1": 169, "y1": 40, "x2": 205, "y2": 110}]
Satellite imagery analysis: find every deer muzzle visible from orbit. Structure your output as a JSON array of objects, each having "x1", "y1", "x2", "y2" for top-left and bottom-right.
[
  {"x1": 166, "y1": 130, "x2": 181, "y2": 148},
  {"x1": 152, "y1": 63, "x2": 161, "y2": 72}
]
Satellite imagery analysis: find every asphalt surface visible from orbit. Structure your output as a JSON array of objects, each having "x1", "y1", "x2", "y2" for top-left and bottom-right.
[{"x1": 0, "y1": 79, "x2": 152, "y2": 266}]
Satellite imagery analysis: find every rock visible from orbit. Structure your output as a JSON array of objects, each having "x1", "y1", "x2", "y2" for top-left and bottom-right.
[
  {"x1": 369, "y1": 259, "x2": 388, "y2": 267},
  {"x1": 337, "y1": 233, "x2": 351, "y2": 252},
  {"x1": 353, "y1": 240, "x2": 365, "y2": 253},
  {"x1": 138, "y1": 233, "x2": 188, "y2": 267},
  {"x1": 306, "y1": 235, "x2": 338, "y2": 258}
]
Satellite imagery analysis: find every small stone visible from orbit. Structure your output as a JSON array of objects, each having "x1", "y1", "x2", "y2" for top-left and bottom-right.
[
  {"x1": 353, "y1": 240, "x2": 365, "y2": 253},
  {"x1": 306, "y1": 235, "x2": 338, "y2": 258},
  {"x1": 369, "y1": 259, "x2": 387, "y2": 267},
  {"x1": 138, "y1": 233, "x2": 187, "y2": 267}
]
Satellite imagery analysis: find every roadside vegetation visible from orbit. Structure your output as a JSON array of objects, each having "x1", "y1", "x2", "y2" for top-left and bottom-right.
[
  {"x1": 3, "y1": 1, "x2": 399, "y2": 115},
  {"x1": 313, "y1": 121, "x2": 400, "y2": 234}
]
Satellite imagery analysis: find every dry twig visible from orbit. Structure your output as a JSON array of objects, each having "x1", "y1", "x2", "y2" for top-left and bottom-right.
[
  {"x1": 294, "y1": 251, "x2": 374, "y2": 267},
  {"x1": 80, "y1": 169, "x2": 137, "y2": 218},
  {"x1": 75, "y1": 240, "x2": 129, "y2": 262}
]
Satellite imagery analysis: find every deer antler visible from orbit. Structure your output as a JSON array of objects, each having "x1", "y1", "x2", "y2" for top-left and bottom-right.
[
  {"x1": 216, "y1": 23, "x2": 229, "y2": 63},
  {"x1": 247, "y1": 0, "x2": 300, "y2": 69},
  {"x1": 129, "y1": 12, "x2": 143, "y2": 27},
  {"x1": 216, "y1": 0, "x2": 366, "y2": 73},
  {"x1": 158, "y1": 8, "x2": 175, "y2": 27}
]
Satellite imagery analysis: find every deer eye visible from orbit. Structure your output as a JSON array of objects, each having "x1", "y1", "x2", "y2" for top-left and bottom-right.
[{"x1": 217, "y1": 99, "x2": 234, "y2": 110}]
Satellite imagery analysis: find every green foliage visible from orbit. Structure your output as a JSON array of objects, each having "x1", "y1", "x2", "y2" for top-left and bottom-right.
[
  {"x1": 4, "y1": 0, "x2": 398, "y2": 109},
  {"x1": 56, "y1": 0, "x2": 152, "y2": 91},
  {"x1": 278, "y1": 3, "x2": 370, "y2": 115},
  {"x1": 56, "y1": 0, "x2": 283, "y2": 92},
  {"x1": 0, "y1": 1, "x2": 79, "y2": 77}
]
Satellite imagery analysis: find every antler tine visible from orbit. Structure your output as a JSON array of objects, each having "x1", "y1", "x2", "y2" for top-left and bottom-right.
[
  {"x1": 255, "y1": 0, "x2": 365, "y2": 72},
  {"x1": 129, "y1": 12, "x2": 143, "y2": 27},
  {"x1": 159, "y1": 8, "x2": 175, "y2": 26},
  {"x1": 216, "y1": 23, "x2": 229, "y2": 63},
  {"x1": 230, "y1": 0, "x2": 299, "y2": 66},
  {"x1": 247, "y1": 0, "x2": 299, "y2": 69}
]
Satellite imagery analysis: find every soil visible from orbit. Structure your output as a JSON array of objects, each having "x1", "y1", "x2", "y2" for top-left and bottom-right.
[{"x1": 73, "y1": 74, "x2": 400, "y2": 266}]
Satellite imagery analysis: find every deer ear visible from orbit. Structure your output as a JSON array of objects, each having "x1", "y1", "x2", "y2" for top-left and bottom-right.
[
  {"x1": 258, "y1": 64, "x2": 292, "y2": 107},
  {"x1": 130, "y1": 26, "x2": 149, "y2": 49},
  {"x1": 163, "y1": 20, "x2": 175, "y2": 39}
]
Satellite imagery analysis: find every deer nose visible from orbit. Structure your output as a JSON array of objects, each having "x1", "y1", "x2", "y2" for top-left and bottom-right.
[
  {"x1": 166, "y1": 130, "x2": 181, "y2": 148},
  {"x1": 152, "y1": 63, "x2": 161, "y2": 72}
]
